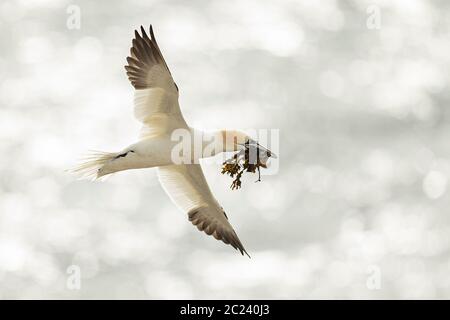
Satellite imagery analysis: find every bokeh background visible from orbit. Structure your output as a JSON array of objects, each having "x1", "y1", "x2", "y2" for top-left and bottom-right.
[{"x1": 1, "y1": 0, "x2": 450, "y2": 299}]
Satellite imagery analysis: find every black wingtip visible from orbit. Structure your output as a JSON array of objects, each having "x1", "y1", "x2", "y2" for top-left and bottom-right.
[
  {"x1": 150, "y1": 24, "x2": 156, "y2": 41},
  {"x1": 239, "y1": 247, "x2": 251, "y2": 258}
]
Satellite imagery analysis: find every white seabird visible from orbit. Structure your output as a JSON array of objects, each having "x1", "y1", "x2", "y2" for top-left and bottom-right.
[{"x1": 73, "y1": 25, "x2": 275, "y2": 257}]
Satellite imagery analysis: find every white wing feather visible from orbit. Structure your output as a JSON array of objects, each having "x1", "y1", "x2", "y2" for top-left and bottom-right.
[
  {"x1": 126, "y1": 26, "x2": 248, "y2": 256},
  {"x1": 133, "y1": 88, "x2": 186, "y2": 138},
  {"x1": 158, "y1": 164, "x2": 249, "y2": 256},
  {"x1": 125, "y1": 26, "x2": 187, "y2": 138}
]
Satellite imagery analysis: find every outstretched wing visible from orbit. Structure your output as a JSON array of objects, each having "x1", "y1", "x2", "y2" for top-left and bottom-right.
[
  {"x1": 157, "y1": 164, "x2": 250, "y2": 257},
  {"x1": 125, "y1": 25, "x2": 187, "y2": 138}
]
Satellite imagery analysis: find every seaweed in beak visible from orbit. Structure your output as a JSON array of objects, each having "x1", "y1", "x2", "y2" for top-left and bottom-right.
[{"x1": 221, "y1": 140, "x2": 277, "y2": 190}]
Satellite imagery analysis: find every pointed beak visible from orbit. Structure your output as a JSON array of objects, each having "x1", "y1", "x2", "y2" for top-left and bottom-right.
[
  {"x1": 257, "y1": 143, "x2": 277, "y2": 159},
  {"x1": 239, "y1": 141, "x2": 277, "y2": 159}
]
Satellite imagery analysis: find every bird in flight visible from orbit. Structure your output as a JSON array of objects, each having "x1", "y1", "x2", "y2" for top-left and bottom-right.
[{"x1": 73, "y1": 25, "x2": 276, "y2": 257}]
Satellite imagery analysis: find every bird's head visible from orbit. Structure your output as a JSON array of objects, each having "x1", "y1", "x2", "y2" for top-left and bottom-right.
[{"x1": 221, "y1": 130, "x2": 277, "y2": 160}]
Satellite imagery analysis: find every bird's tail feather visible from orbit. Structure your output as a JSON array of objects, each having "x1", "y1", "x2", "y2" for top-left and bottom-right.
[{"x1": 68, "y1": 150, "x2": 118, "y2": 181}]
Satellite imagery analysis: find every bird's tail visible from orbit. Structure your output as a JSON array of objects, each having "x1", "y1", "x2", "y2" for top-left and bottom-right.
[{"x1": 68, "y1": 150, "x2": 118, "y2": 181}]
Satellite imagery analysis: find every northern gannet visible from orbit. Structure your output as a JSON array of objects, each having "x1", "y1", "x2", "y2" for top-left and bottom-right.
[{"x1": 73, "y1": 25, "x2": 275, "y2": 257}]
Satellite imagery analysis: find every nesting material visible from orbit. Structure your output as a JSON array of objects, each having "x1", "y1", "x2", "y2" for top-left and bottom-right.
[{"x1": 221, "y1": 141, "x2": 272, "y2": 190}]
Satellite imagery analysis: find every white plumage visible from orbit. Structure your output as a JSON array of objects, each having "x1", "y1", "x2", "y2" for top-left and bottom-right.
[{"x1": 72, "y1": 25, "x2": 272, "y2": 257}]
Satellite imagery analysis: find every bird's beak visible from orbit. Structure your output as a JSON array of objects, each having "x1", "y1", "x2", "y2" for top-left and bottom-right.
[
  {"x1": 239, "y1": 141, "x2": 277, "y2": 159},
  {"x1": 256, "y1": 143, "x2": 277, "y2": 159}
]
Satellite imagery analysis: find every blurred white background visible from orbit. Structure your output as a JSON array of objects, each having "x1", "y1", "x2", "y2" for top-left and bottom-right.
[{"x1": 1, "y1": 0, "x2": 450, "y2": 299}]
